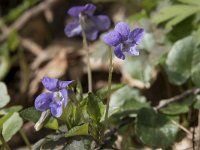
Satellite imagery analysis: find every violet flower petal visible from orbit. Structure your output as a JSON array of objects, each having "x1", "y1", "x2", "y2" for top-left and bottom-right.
[
  {"x1": 86, "y1": 29, "x2": 98, "y2": 41},
  {"x1": 58, "y1": 80, "x2": 74, "y2": 89},
  {"x1": 35, "y1": 93, "x2": 53, "y2": 112},
  {"x1": 125, "y1": 46, "x2": 139, "y2": 56},
  {"x1": 42, "y1": 76, "x2": 58, "y2": 91},
  {"x1": 64, "y1": 20, "x2": 82, "y2": 38},
  {"x1": 103, "y1": 31, "x2": 122, "y2": 46},
  {"x1": 83, "y1": 4, "x2": 96, "y2": 15},
  {"x1": 114, "y1": 45, "x2": 125, "y2": 60},
  {"x1": 114, "y1": 22, "x2": 130, "y2": 41},
  {"x1": 128, "y1": 28, "x2": 144, "y2": 44},
  {"x1": 94, "y1": 15, "x2": 111, "y2": 31},
  {"x1": 50, "y1": 102, "x2": 63, "y2": 118},
  {"x1": 68, "y1": 4, "x2": 96, "y2": 18}
]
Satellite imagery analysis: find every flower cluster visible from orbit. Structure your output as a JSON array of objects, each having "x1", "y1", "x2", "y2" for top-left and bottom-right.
[
  {"x1": 35, "y1": 4, "x2": 145, "y2": 119},
  {"x1": 65, "y1": 4, "x2": 111, "y2": 41},
  {"x1": 103, "y1": 22, "x2": 144, "y2": 60},
  {"x1": 34, "y1": 77, "x2": 73, "y2": 117}
]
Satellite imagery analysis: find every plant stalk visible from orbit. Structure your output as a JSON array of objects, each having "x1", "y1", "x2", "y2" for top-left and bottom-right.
[
  {"x1": 19, "y1": 129, "x2": 32, "y2": 150},
  {"x1": 104, "y1": 47, "x2": 113, "y2": 124},
  {"x1": 69, "y1": 91, "x2": 87, "y2": 123},
  {"x1": 79, "y1": 13, "x2": 92, "y2": 92},
  {"x1": 0, "y1": 133, "x2": 11, "y2": 150}
]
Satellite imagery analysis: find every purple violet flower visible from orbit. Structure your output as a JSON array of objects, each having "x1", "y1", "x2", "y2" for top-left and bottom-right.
[
  {"x1": 64, "y1": 3, "x2": 111, "y2": 41},
  {"x1": 34, "y1": 76, "x2": 73, "y2": 118},
  {"x1": 103, "y1": 22, "x2": 144, "y2": 60}
]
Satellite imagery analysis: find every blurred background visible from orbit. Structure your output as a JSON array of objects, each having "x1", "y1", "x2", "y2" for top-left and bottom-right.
[{"x1": 0, "y1": 0, "x2": 200, "y2": 149}]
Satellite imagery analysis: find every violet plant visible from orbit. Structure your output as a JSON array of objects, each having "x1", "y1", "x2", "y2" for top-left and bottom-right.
[
  {"x1": 103, "y1": 21, "x2": 144, "y2": 126},
  {"x1": 0, "y1": 82, "x2": 30, "y2": 150},
  {"x1": 64, "y1": 3, "x2": 110, "y2": 41},
  {"x1": 34, "y1": 76, "x2": 73, "y2": 118},
  {"x1": 28, "y1": 4, "x2": 144, "y2": 149},
  {"x1": 65, "y1": 3, "x2": 111, "y2": 92},
  {"x1": 2, "y1": 0, "x2": 200, "y2": 149},
  {"x1": 103, "y1": 22, "x2": 144, "y2": 60},
  {"x1": 21, "y1": 3, "x2": 145, "y2": 149}
]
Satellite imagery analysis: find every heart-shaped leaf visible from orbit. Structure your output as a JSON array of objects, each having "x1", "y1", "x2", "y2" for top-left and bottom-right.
[{"x1": 136, "y1": 108, "x2": 179, "y2": 148}]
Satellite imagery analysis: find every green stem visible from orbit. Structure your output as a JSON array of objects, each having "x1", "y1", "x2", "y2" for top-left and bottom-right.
[
  {"x1": 0, "y1": 133, "x2": 11, "y2": 150},
  {"x1": 19, "y1": 129, "x2": 31, "y2": 150},
  {"x1": 69, "y1": 92, "x2": 87, "y2": 123},
  {"x1": 104, "y1": 47, "x2": 113, "y2": 124},
  {"x1": 80, "y1": 14, "x2": 92, "y2": 92},
  {"x1": 75, "y1": 100, "x2": 87, "y2": 123}
]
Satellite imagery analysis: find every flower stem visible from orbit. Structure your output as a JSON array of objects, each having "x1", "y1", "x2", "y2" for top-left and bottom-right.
[
  {"x1": 0, "y1": 133, "x2": 11, "y2": 150},
  {"x1": 19, "y1": 129, "x2": 32, "y2": 150},
  {"x1": 69, "y1": 91, "x2": 87, "y2": 123},
  {"x1": 104, "y1": 47, "x2": 113, "y2": 124},
  {"x1": 80, "y1": 14, "x2": 92, "y2": 92}
]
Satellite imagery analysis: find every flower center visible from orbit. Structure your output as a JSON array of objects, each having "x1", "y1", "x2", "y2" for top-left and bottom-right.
[
  {"x1": 122, "y1": 40, "x2": 136, "y2": 51},
  {"x1": 79, "y1": 13, "x2": 96, "y2": 31},
  {"x1": 121, "y1": 41, "x2": 130, "y2": 51},
  {"x1": 53, "y1": 91, "x2": 64, "y2": 103}
]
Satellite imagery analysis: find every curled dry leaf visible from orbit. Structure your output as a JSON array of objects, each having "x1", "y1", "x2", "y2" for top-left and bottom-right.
[{"x1": 29, "y1": 48, "x2": 68, "y2": 96}]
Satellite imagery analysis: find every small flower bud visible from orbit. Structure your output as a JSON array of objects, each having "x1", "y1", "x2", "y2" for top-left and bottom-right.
[{"x1": 34, "y1": 110, "x2": 51, "y2": 131}]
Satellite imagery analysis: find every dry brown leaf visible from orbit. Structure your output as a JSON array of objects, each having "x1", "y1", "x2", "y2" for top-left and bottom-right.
[{"x1": 29, "y1": 48, "x2": 68, "y2": 96}]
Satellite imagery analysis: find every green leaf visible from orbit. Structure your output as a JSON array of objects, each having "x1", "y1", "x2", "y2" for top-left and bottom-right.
[
  {"x1": 2, "y1": 112, "x2": 23, "y2": 142},
  {"x1": 160, "y1": 103, "x2": 189, "y2": 115},
  {"x1": 0, "y1": 105, "x2": 22, "y2": 115},
  {"x1": 153, "y1": 5, "x2": 200, "y2": 29},
  {"x1": 33, "y1": 134, "x2": 66, "y2": 149},
  {"x1": 165, "y1": 36, "x2": 195, "y2": 85},
  {"x1": 76, "y1": 81, "x2": 83, "y2": 101},
  {"x1": 166, "y1": 36, "x2": 200, "y2": 86},
  {"x1": 59, "y1": 101, "x2": 82, "y2": 129},
  {"x1": 177, "y1": 0, "x2": 200, "y2": 5},
  {"x1": 3, "y1": 0, "x2": 39, "y2": 23},
  {"x1": 123, "y1": 57, "x2": 153, "y2": 84},
  {"x1": 20, "y1": 107, "x2": 41, "y2": 123},
  {"x1": 113, "y1": 99, "x2": 150, "y2": 118},
  {"x1": 86, "y1": 93, "x2": 105, "y2": 123},
  {"x1": 65, "y1": 123, "x2": 89, "y2": 138},
  {"x1": 122, "y1": 31, "x2": 167, "y2": 86},
  {"x1": 96, "y1": 84, "x2": 124, "y2": 99},
  {"x1": 191, "y1": 43, "x2": 200, "y2": 87},
  {"x1": 0, "y1": 113, "x2": 13, "y2": 129},
  {"x1": 160, "y1": 96, "x2": 195, "y2": 115},
  {"x1": 33, "y1": 134, "x2": 92, "y2": 150},
  {"x1": 44, "y1": 117, "x2": 59, "y2": 131},
  {"x1": 141, "y1": 0, "x2": 159, "y2": 12},
  {"x1": 135, "y1": 108, "x2": 179, "y2": 148},
  {"x1": 7, "y1": 30, "x2": 20, "y2": 51},
  {"x1": 193, "y1": 95, "x2": 200, "y2": 109},
  {"x1": 64, "y1": 137, "x2": 92, "y2": 150},
  {"x1": 20, "y1": 107, "x2": 58, "y2": 130},
  {"x1": 0, "y1": 82, "x2": 10, "y2": 108},
  {"x1": 109, "y1": 86, "x2": 149, "y2": 117},
  {"x1": 0, "y1": 51, "x2": 11, "y2": 80}
]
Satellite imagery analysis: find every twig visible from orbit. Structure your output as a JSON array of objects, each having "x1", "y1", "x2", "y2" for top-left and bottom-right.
[
  {"x1": 155, "y1": 88, "x2": 200, "y2": 110},
  {"x1": 0, "y1": 133, "x2": 11, "y2": 150},
  {"x1": 197, "y1": 110, "x2": 200, "y2": 149},
  {"x1": 193, "y1": 127, "x2": 196, "y2": 150},
  {"x1": 19, "y1": 129, "x2": 32, "y2": 150},
  {"x1": 20, "y1": 38, "x2": 44, "y2": 56},
  {"x1": 171, "y1": 120, "x2": 192, "y2": 138},
  {"x1": 0, "y1": 0, "x2": 62, "y2": 43}
]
